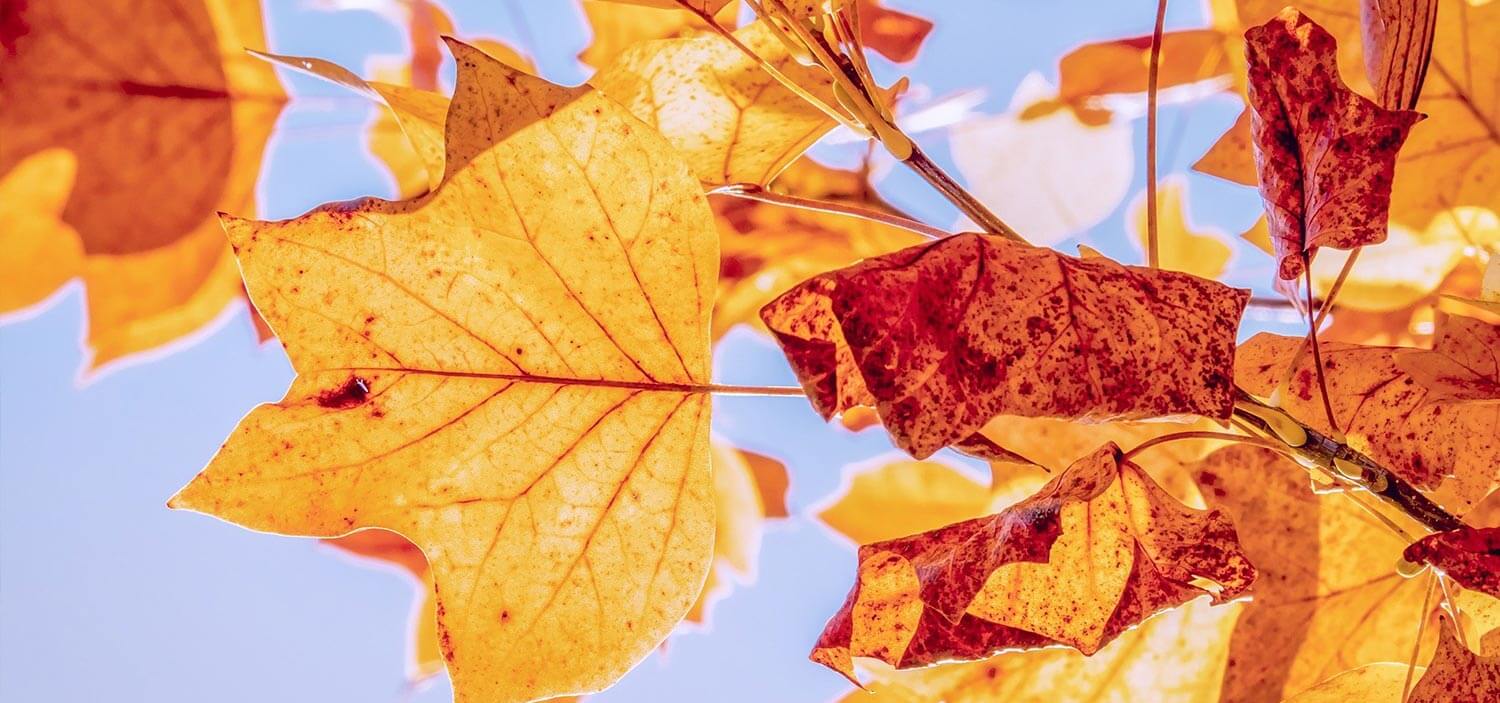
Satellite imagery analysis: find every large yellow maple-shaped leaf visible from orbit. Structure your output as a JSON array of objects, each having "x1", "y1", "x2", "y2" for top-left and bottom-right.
[
  {"x1": 0, "y1": 0, "x2": 283, "y2": 366},
  {"x1": 171, "y1": 41, "x2": 720, "y2": 703}
]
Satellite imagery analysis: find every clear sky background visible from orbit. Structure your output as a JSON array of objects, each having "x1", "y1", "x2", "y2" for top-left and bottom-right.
[{"x1": 1, "y1": 2, "x2": 1305, "y2": 701}]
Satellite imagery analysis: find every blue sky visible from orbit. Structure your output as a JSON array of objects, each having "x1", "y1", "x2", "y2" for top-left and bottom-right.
[{"x1": 0, "y1": 2, "x2": 1304, "y2": 701}]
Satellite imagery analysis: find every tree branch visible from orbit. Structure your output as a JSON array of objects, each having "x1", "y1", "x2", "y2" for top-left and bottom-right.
[{"x1": 1230, "y1": 387, "x2": 1465, "y2": 533}]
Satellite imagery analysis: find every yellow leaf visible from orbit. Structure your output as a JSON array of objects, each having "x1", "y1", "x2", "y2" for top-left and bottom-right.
[
  {"x1": 1310, "y1": 206, "x2": 1500, "y2": 312},
  {"x1": 1280, "y1": 664, "x2": 1411, "y2": 703},
  {"x1": 950, "y1": 75, "x2": 1133, "y2": 245},
  {"x1": 0, "y1": 149, "x2": 82, "y2": 313},
  {"x1": 592, "y1": 22, "x2": 837, "y2": 185},
  {"x1": 1129, "y1": 177, "x2": 1235, "y2": 280},
  {"x1": 687, "y1": 443, "x2": 788, "y2": 623},
  {"x1": 171, "y1": 41, "x2": 720, "y2": 703},
  {"x1": 0, "y1": 0, "x2": 284, "y2": 366},
  {"x1": 579, "y1": 0, "x2": 740, "y2": 71},
  {"x1": 817, "y1": 459, "x2": 1037, "y2": 545},
  {"x1": 843, "y1": 591, "x2": 1243, "y2": 703}
]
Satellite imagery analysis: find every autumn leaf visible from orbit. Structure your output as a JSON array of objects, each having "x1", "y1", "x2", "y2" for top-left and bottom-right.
[
  {"x1": 761, "y1": 232, "x2": 1249, "y2": 459},
  {"x1": 1446, "y1": 257, "x2": 1500, "y2": 318},
  {"x1": 579, "y1": 0, "x2": 740, "y2": 71},
  {"x1": 1394, "y1": 312, "x2": 1500, "y2": 401},
  {"x1": 0, "y1": 149, "x2": 81, "y2": 313},
  {"x1": 1190, "y1": 445, "x2": 1443, "y2": 701},
  {"x1": 1403, "y1": 527, "x2": 1500, "y2": 599},
  {"x1": 1408, "y1": 616, "x2": 1500, "y2": 702},
  {"x1": 1200, "y1": 0, "x2": 1497, "y2": 234},
  {"x1": 950, "y1": 75, "x2": 1134, "y2": 246},
  {"x1": 0, "y1": 0, "x2": 284, "y2": 366},
  {"x1": 816, "y1": 458, "x2": 1040, "y2": 546},
  {"x1": 1044, "y1": 28, "x2": 1235, "y2": 121},
  {"x1": 170, "y1": 40, "x2": 722, "y2": 703},
  {"x1": 836, "y1": 598, "x2": 1243, "y2": 703},
  {"x1": 809, "y1": 442, "x2": 1254, "y2": 682},
  {"x1": 1128, "y1": 177, "x2": 1234, "y2": 280},
  {"x1": 591, "y1": 21, "x2": 837, "y2": 185},
  {"x1": 1245, "y1": 8, "x2": 1422, "y2": 283},
  {"x1": 1278, "y1": 664, "x2": 1411, "y2": 703},
  {"x1": 855, "y1": 1, "x2": 933, "y2": 63},
  {"x1": 361, "y1": 0, "x2": 534, "y2": 199},
  {"x1": 1236, "y1": 332, "x2": 1500, "y2": 503}
]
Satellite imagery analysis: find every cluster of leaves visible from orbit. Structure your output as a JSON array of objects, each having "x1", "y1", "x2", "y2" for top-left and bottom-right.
[{"x1": 3, "y1": 0, "x2": 1497, "y2": 702}]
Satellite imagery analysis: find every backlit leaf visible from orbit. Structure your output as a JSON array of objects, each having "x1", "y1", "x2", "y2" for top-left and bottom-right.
[
  {"x1": 761, "y1": 232, "x2": 1249, "y2": 459},
  {"x1": 592, "y1": 22, "x2": 837, "y2": 185},
  {"x1": 1128, "y1": 178, "x2": 1235, "y2": 280},
  {"x1": 1408, "y1": 617, "x2": 1500, "y2": 702},
  {"x1": 170, "y1": 41, "x2": 720, "y2": 703},
  {"x1": 810, "y1": 443, "x2": 1254, "y2": 682},
  {"x1": 1245, "y1": 8, "x2": 1421, "y2": 282},
  {"x1": 0, "y1": 0, "x2": 284, "y2": 366},
  {"x1": 1404, "y1": 527, "x2": 1500, "y2": 599}
]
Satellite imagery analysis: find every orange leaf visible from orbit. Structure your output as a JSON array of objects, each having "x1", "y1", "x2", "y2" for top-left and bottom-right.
[
  {"x1": 1237, "y1": 332, "x2": 1500, "y2": 500},
  {"x1": 857, "y1": 1, "x2": 933, "y2": 63},
  {"x1": 1055, "y1": 29, "x2": 1234, "y2": 112},
  {"x1": 1408, "y1": 617, "x2": 1500, "y2": 701},
  {"x1": 171, "y1": 41, "x2": 720, "y2": 703},
  {"x1": 578, "y1": 1, "x2": 739, "y2": 71},
  {"x1": 1191, "y1": 445, "x2": 1442, "y2": 700},
  {"x1": 760, "y1": 233, "x2": 1249, "y2": 459},
  {"x1": 809, "y1": 443, "x2": 1254, "y2": 682},
  {"x1": 1245, "y1": 8, "x2": 1422, "y2": 282},
  {"x1": 1404, "y1": 527, "x2": 1500, "y2": 599},
  {"x1": 0, "y1": 0, "x2": 284, "y2": 366},
  {"x1": 1394, "y1": 312, "x2": 1500, "y2": 401}
]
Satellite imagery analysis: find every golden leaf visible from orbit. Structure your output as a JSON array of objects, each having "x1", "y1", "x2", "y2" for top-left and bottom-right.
[
  {"x1": 579, "y1": 0, "x2": 740, "y2": 71},
  {"x1": 171, "y1": 41, "x2": 720, "y2": 702},
  {"x1": 0, "y1": 150, "x2": 81, "y2": 313},
  {"x1": 592, "y1": 22, "x2": 837, "y2": 185},
  {"x1": 0, "y1": 0, "x2": 284, "y2": 366}
]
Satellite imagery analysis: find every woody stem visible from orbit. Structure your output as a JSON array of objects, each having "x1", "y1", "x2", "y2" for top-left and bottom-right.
[{"x1": 1230, "y1": 388, "x2": 1465, "y2": 533}]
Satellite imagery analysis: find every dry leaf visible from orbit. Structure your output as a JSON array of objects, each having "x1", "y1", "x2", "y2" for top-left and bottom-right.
[
  {"x1": 1245, "y1": 8, "x2": 1422, "y2": 282},
  {"x1": 0, "y1": 0, "x2": 284, "y2": 366},
  {"x1": 592, "y1": 21, "x2": 837, "y2": 185},
  {"x1": 1408, "y1": 617, "x2": 1500, "y2": 702},
  {"x1": 1403, "y1": 527, "x2": 1500, "y2": 599},
  {"x1": 579, "y1": 0, "x2": 739, "y2": 71},
  {"x1": 761, "y1": 232, "x2": 1249, "y2": 459},
  {"x1": 171, "y1": 41, "x2": 721, "y2": 703},
  {"x1": 950, "y1": 75, "x2": 1133, "y2": 246},
  {"x1": 1359, "y1": 0, "x2": 1437, "y2": 110},
  {"x1": 1128, "y1": 177, "x2": 1235, "y2": 280},
  {"x1": 1279, "y1": 664, "x2": 1410, "y2": 703},
  {"x1": 816, "y1": 459, "x2": 1026, "y2": 546},
  {"x1": 840, "y1": 597, "x2": 1243, "y2": 703},
  {"x1": 1236, "y1": 333, "x2": 1500, "y2": 500},
  {"x1": 810, "y1": 443, "x2": 1254, "y2": 681},
  {"x1": 1191, "y1": 446, "x2": 1440, "y2": 701},
  {"x1": 1395, "y1": 312, "x2": 1500, "y2": 402}
]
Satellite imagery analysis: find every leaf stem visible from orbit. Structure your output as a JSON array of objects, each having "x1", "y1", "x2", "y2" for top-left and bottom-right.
[
  {"x1": 1303, "y1": 260, "x2": 1342, "y2": 434},
  {"x1": 327, "y1": 367, "x2": 809, "y2": 397},
  {"x1": 1230, "y1": 388, "x2": 1465, "y2": 533},
  {"x1": 903, "y1": 144, "x2": 1026, "y2": 243},
  {"x1": 1120, "y1": 430, "x2": 1290, "y2": 463},
  {"x1": 709, "y1": 183, "x2": 951, "y2": 239},
  {"x1": 1401, "y1": 573, "x2": 1437, "y2": 703},
  {"x1": 1145, "y1": 0, "x2": 1168, "y2": 268}
]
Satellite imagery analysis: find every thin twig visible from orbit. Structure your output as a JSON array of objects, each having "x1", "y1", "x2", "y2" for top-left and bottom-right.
[
  {"x1": 903, "y1": 144, "x2": 1026, "y2": 242},
  {"x1": 709, "y1": 183, "x2": 951, "y2": 239},
  {"x1": 1120, "y1": 430, "x2": 1290, "y2": 463},
  {"x1": 1401, "y1": 572, "x2": 1436, "y2": 703},
  {"x1": 1303, "y1": 256, "x2": 1341, "y2": 433},
  {"x1": 1145, "y1": 0, "x2": 1168, "y2": 268}
]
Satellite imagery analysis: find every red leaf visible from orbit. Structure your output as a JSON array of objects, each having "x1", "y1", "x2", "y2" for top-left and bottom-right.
[
  {"x1": 760, "y1": 233, "x2": 1248, "y2": 459},
  {"x1": 809, "y1": 443, "x2": 1255, "y2": 682},
  {"x1": 1408, "y1": 617, "x2": 1500, "y2": 702},
  {"x1": 1245, "y1": 8, "x2": 1422, "y2": 281},
  {"x1": 1404, "y1": 527, "x2": 1500, "y2": 598}
]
